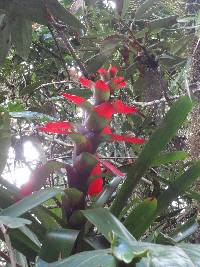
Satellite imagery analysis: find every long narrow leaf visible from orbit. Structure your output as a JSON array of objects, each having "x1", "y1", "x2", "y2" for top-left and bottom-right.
[
  {"x1": 0, "y1": 188, "x2": 63, "y2": 217},
  {"x1": 37, "y1": 249, "x2": 116, "y2": 267},
  {"x1": 124, "y1": 198, "x2": 157, "y2": 239},
  {"x1": 157, "y1": 161, "x2": 200, "y2": 214},
  {"x1": 40, "y1": 229, "x2": 79, "y2": 263},
  {"x1": 111, "y1": 96, "x2": 193, "y2": 216}
]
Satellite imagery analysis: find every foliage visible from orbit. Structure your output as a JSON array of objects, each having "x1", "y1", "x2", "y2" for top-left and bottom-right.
[{"x1": 0, "y1": 0, "x2": 200, "y2": 266}]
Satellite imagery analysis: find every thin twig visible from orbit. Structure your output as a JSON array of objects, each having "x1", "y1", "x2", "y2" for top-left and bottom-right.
[
  {"x1": 0, "y1": 225, "x2": 17, "y2": 267},
  {"x1": 47, "y1": 25, "x2": 71, "y2": 79},
  {"x1": 43, "y1": 133, "x2": 73, "y2": 148},
  {"x1": 132, "y1": 95, "x2": 180, "y2": 107},
  {"x1": 53, "y1": 153, "x2": 138, "y2": 160},
  {"x1": 132, "y1": 87, "x2": 200, "y2": 107},
  {"x1": 49, "y1": 18, "x2": 89, "y2": 77},
  {"x1": 37, "y1": 80, "x2": 78, "y2": 89},
  {"x1": 0, "y1": 251, "x2": 22, "y2": 267},
  {"x1": 56, "y1": 29, "x2": 89, "y2": 77}
]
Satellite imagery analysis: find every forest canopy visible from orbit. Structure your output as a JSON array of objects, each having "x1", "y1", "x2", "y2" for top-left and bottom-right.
[{"x1": 0, "y1": 0, "x2": 200, "y2": 266}]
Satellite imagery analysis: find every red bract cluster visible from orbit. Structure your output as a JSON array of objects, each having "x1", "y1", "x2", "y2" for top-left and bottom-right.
[
  {"x1": 38, "y1": 121, "x2": 72, "y2": 134},
  {"x1": 95, "y1": 80, "x2": 109, "y2": 91},
  {"x1": 101, "y1": 125, "x2": 144, "y2": 144},
  {"x1": 87, "y1": 163, "x2": 103, "y2": 196},
  {"x1": 20, "y1": 66, "x2": 144, "y2": 202},
  {"x1": 79, "y1": 77, "x2": 92, "y2": 88},
  {"x1": 62, "y1": 93, "x2": 87, "y2": 105}
]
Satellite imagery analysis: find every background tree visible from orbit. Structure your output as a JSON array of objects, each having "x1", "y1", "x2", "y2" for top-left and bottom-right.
[{"x1": 0, "y1": 0, "x2": 200, "y2": 266}]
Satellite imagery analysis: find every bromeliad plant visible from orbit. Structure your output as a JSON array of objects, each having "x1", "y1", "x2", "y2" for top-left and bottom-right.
[
  {"x1": 19, "y1": 66, "x2": 145, "y2": 226},
  {"x1": 1, "y1": 71, "x2": 200, "y2": 267}
]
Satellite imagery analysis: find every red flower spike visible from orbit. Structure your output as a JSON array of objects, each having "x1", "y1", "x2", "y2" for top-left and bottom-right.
[
  {"x1": 113, "y1": 76, "x2": 124, "y2": 83},
  {"x1": 118, "y1": 81, "x2": 126, "y2": 88},
  {"x1": 19, "y1": 182, "x2": 34, "y2": 197},
  {"x1": 97, "y1": 68, "x2": 107, "y2": 74},
  {"x1": 62, "y1": 93, "x2": 87, "y2": 105},
  {"x1": 90, "y1": 162, "x2": 102, "y2": 177},
  {"x1": 101, "y1": 126, "x2": 145, "y2": 144},
  {"x1": 101, "y1": 125, "x2": 112, "y2": 135},
  {"x1": 38, "y1": 121, "x2": 72, "y2": 134},
  {"x1": 112, "y1": 76, "x2": 126, "y2": 89},
  {"x1": 95, "y1": 80, "x2": 109, "y2": 91},
  {"x1": 113, "y1": 99, "x2": 137, "y2": 114},
  {"x1": 87, "y1": 178, "x2": 103, "y2": 196},
  {"x1": 111, "y1": 134, "x2": 145, "y2": 144},
  {"x1": 109, "y1": 66, "x2": 118, "y2": 77},
  {"x1": 79, "y1": 77, "x2": 93, "y2": 88},
  {"x1": 94, "y1": 102, "x2": 114, "y2": 120}
]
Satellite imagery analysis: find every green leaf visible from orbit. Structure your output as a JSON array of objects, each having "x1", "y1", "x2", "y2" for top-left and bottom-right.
[
  {"x1": 120, "y1": 237, "x2": 200, "y2": 267},
  {"x1": 172, "y1": 34, "x2": 194, "y2": 56},
  {"x1": 15, "y1": 251, "x2": 29, "y2": 267},
  {"x1": 124, "y1": 62, "x2": 137, "y2": 79},
  {"x1": 151, "y1": 151, "x2": 188, "y2": 166},
  {"x1": 82, "y1": 210, "x2": 200, "y2": 267},
  {"x1": 124, "y1": 198, "x2": 157, "y2": 239},
  {"x1": 40, "y1": 229, "x2": 79, "y2": 262},
  {"x1": 11, "y1": 17, "x2": 32, "y2": 59},
  {"x1": 0, "y1": 14, "x2": 11, "y2": 64},
  {"x1": 159, "y1": 53, "x2": 186, "y2": 68},
  {"x1": 148, "y1": 16, "x2": 177, "y2": 32},
  {"x1": 0, "y1": 215, "x2": 31, "y2": 228},
  {"x1": 133, "y1": 71, "x2": 162, "y2": 101},
  {"x1": 82, "y1": 208, "x2": 135, "y2": 243},
  {"x1": 0, "y1": 188, "x2": 63, "y2": 217},
  {"x1": 86, "y1": 53, "x2": 107, "y2": 74},
  {"x1": 111, "y1": 96, "x2": 193, "y2": 216},
  {"x1": 0, "y1": 221, "x2": 41, "y2": 258},
  {"x1": 153, "y1": 232, "x2": 176, "y2": 245},
  {"x1": 135, "y1": 0, "x2": 156, "y2": 20},
  {"x1": 9, "y1": 111, "x2": 56, "y2": 120},
  {"x1": 1, "y1": 0, "x2": 85, "y2": 32},
  {"x1": 111, "y1": 234, "x2": 147, "y2": 264},
  {"x1": 33, "y1": 206, "x2": 62, "y2": 230},
  {"x1": 19, "y1": 82, "x2": 42, "y2": 96},
  {"x1": 62, "y1": 188, "x2": 84, "y2": 219},
  {"x1": 47, "y1": 0, "x2": 85, "y2": 32},
  {"x1": 119, "y1": 197, "x2": 141, "y2": 219},
  {"x1": 86, "y1": 34, "x2": 124, "y2": 73},
  {"x1": 69, "y1": 133, "x2": 87, "y2": 143},
  {"x1": 171, "y1": 216, "x2": 198, "y2": 242},
  {"x1": 120, "y1": 151, "x2": 189, "y2": 174},
  {"x1": 121, "y1": 0, "x2": 130, "y2": 18},
  {"x1": 0, "y1": 112, "x2": 11, "y2": 174},
  {"x1": 95, "y1": 176, "x2": 124, "y2": 207},
  {"x1": 7, "y1": 100, "x2": 24, "y2": 112},
  {"x1": 110, "y1": 223, "x2": 200, "y2": 267},
  {"x1": 37, "y1": 249, "x2": 116, "y2": 267},
  {"x1": 178, "y1": 243, "x2": 200, "y2": 266},
  {"x1": 135, "y1": 242, "x2": 198, "y2": 267},
  {"x1": 187, "y1": 190, "x2": 200, "y2": 201},
  {"x1": 157, "y1": 161, "x2": 200, "y2": 214}
]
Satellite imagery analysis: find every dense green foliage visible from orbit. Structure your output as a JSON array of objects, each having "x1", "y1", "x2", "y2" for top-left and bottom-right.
[{"x1": 0, "y1": 0, "x2": 200, "y2": 266}]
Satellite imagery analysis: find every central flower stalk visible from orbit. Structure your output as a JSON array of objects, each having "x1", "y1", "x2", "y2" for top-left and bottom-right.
[{"x1": 19, "y1": 66, "x2": 144, "y2": 227}]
